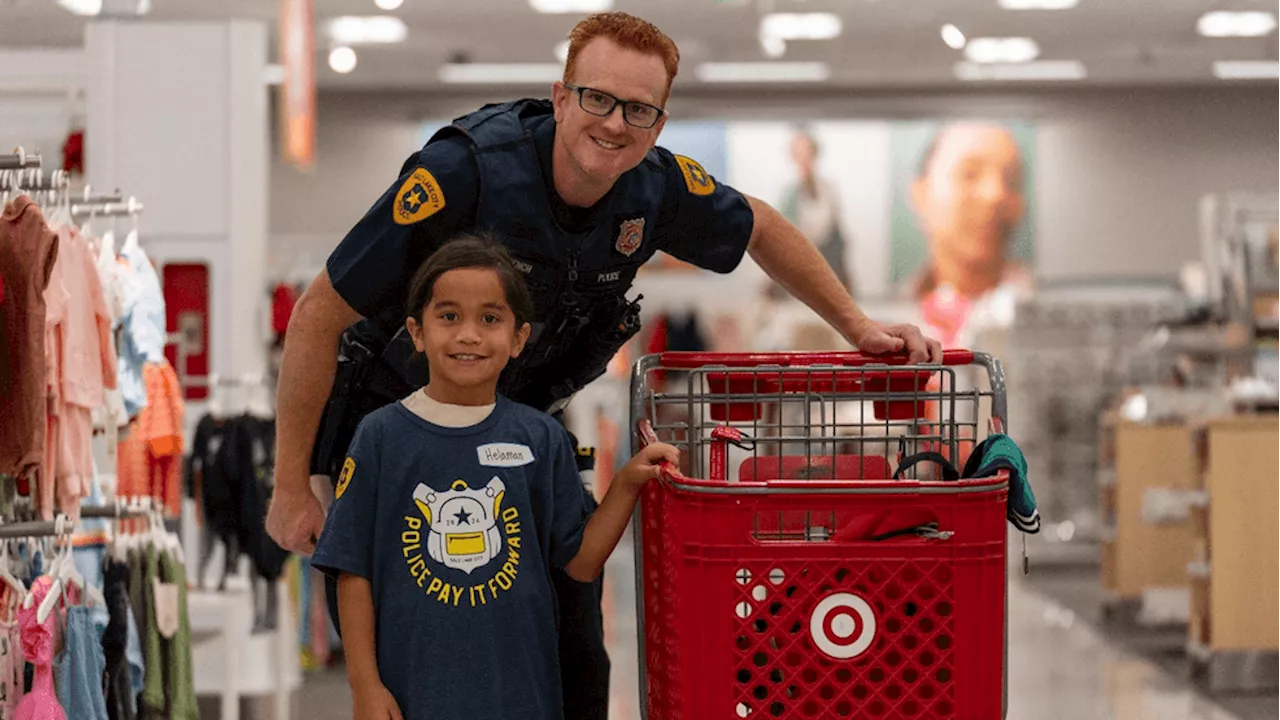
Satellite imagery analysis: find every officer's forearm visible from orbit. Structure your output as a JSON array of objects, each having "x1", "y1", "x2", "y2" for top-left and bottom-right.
[
  {"x1": 275, "y1": 270, "x2": 362, "y2": 494},
  {"x1": 745, "y1": 195, "x2": 871, "y2": 346}
]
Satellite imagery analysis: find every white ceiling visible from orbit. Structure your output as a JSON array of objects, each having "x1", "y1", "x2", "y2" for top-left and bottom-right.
[{"x1": 0, "y1": 0, "x2": 1277, "y2": 89}]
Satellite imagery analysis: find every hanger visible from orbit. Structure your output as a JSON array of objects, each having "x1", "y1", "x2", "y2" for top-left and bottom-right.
[
  {"x1": 121, "y1": 198, "x2": 140, "y2": 253},
  {"x1": 46, "y1": 171, "x2": 73, "y2": 229},
  {"x1": 31, "y1": 516, "x2": 68, "y2": 624},
  {"x1": 0, "y1": 530, "x2": 27, "y2": 604},
  {"x1": 208, "y1": 374, "x2": 224, "y2": 419}
]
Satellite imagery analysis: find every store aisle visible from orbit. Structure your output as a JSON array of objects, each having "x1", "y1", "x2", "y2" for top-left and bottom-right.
[{"x1": 298, "y1": 531, "x2": 1249, "y2": 720}]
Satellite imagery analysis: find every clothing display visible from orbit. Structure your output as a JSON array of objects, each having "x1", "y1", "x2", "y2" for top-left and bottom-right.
[
  {"x1": 187, "y1": 410, "x2": 290, "y2": 630},
  {"x1": 13, "y1": 577, "x2": 64, "y2": 720},
  {"x1": 0, "y1": 507, "x2": 192, "y2": 720},
  {"x1": 0, "y1": 197, "x2": 193, "y2": 720},
  {"x1": 0, "y1": 198, "x2": 60, "y2": 496},
  {"x1": 0, "y1": 191, "x2": 173, "y2": 522},
  {"x1": 101, "y1": 560, "x2": 134, "y2": 720},
  {"x1": 116, "y1": 362, "x2": 184, "y2": 517},
  {"x1": 52, "y1": 605, "x2": 109, "y2": 720}
]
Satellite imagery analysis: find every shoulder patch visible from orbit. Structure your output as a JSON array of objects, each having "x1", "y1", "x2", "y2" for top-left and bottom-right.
[
  {"x1": 393, "y1": 167, "x2": 447, "y2": 225},
  {"x1": 674, "y1": 154, "x2": 716, "y2": 197},
  {"x1": 335, "y1": 457, "x2": 355, "y2": 499}
]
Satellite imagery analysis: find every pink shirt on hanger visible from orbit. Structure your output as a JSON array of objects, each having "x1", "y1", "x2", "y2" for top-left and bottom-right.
[
  {"x1": 56, "y1": 227, "x2": 117, "y2": 408},
  {"x1": 50, "y1": 228, "x2": 117, "y2": 517}
]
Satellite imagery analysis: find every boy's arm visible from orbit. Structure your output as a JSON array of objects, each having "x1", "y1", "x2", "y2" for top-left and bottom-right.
[
  {"x1": 338, "y1": 573, "x2": 381, "y2": 688},
  {"x1": 563, "y1": 484, "x2": 641, "y2": 583},
  {"x1": 339, "y1": 574, "x2": 405, "y2": 720},
  {"x1": 563, "y1": 443, "x2": 679, "y2": 582}
]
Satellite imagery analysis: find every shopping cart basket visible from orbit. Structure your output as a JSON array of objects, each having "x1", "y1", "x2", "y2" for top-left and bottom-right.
[{"x1": 631, "y1": 350, "x2": 1010, "y2": 720}]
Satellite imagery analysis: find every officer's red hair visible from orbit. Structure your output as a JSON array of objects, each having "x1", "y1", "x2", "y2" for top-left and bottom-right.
[{"x1": 564, "y1": 12, "x2": 680, "y2": 103}]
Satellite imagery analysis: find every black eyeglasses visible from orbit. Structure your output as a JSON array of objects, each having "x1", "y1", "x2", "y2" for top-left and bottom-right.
[{"x1": 564, "y1": 84, "x2": 666, "y2": 129}]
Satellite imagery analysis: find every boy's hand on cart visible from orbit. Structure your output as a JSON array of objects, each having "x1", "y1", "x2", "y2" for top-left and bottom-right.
[
  {"x1": 850, "y1": 319, "x2": 943, "y2": 365},
  {"x1": 353, "y1": 682, "x2": 404, "y2": 720},
  {"x1": 617, "y1": 442, "x2": 681, "y2": 491}
]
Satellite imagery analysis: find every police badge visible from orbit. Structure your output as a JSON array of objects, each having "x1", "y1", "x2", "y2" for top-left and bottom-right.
[{"x1": 615, "y1": 217, "x2": 645, "y2": 257}]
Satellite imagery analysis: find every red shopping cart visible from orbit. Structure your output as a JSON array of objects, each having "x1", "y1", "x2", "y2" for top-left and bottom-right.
[{"x1": 631, "y1": 349, "x2": 1010, "y2": 720}]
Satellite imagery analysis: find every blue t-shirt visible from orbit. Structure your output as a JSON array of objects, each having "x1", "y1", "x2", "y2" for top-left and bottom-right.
[{"x1": 312, "y1": 396, "x2": 589, "y2": 720}]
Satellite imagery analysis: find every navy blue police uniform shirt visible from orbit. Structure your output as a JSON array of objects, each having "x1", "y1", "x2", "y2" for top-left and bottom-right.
[
  {"x1": 311, "y1": 396, "x2": 588, "y2": 720},
  {"x1": 325, "y1": 100, "x2": 755, "y2": 331}
]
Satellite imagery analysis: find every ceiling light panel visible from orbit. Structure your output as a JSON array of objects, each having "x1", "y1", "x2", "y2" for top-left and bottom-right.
[
  {"x1": 964, "y1": 37, "x2": 1040, "y2": 64},
  {"x1": 57, "y1": 0, "x2": 103, "y2": 16},
  {"x1": 374, "y1": 0, "x2": 403, "y2": 10},
  {"x1": 1197, "y1": 11, "x2": 1277, "y2": 38},
  {"x1": 760, "y1": 13, "x2": 843, "y2": 41},
  {"x1": 941, "y1": 24, "x2": 966, "y2": 50},
  {"x1": 528, "y1": 0, "x2": 612, "y2": 13},
  {"x1": 439, "y1": 63, "x2": 565, "y2": 84},
  {"x1": 1213, "y1": 60, "x2": 1279, "y2": 79},
  {"x1": 696, "y1": 62, "x2": 831, "y2": 83},
  {"x1": 954, "y1": 60, "x2": 1086, "y2": 81},
  {"x1": 327, "y1": 16, "x2": 408, "y2": 44},
  {"x1": 998, "y1": 0, "x2": 1078, "y2": 9}
]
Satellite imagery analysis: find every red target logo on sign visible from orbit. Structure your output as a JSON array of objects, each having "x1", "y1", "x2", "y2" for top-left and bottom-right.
[{"x1": 810, "y1": 593, "x2": 877, "y2": 660}]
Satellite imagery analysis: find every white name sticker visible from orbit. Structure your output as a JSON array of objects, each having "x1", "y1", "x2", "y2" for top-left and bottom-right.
[{"x1": 477, "y1": 443, "x2": 535, "y2": 467}]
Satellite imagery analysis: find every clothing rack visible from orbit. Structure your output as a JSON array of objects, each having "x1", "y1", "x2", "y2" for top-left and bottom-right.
[
  {"x1": 0, "y1": 147, "x2": 42, "y2": 170},
  {"x1": 71, "y1": 196, "x2": 144, "y2": 219},
  {"x1": 0, "y1": 170, "x2": 69, "y2": 192},
  {"x1": 0, "y1": 503, "x2": 150, "y2": 539}
]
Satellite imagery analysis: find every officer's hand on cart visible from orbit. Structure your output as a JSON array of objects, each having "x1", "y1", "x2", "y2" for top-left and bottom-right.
[
  {"x1": 352, "y1": 682, "x2": 403, "y2": 720},
  {"x1": 616, "y1": 442, "x2": 681, "y2": 491},
  {"x1": 850, "y1": 318, "x2": 944, "y2": 365}
]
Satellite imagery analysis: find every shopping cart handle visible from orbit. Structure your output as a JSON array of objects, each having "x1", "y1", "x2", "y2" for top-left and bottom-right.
[
  {"x1": 636, "y1": 419, "x2": 686, "y2": 480},
  {"x1": 656, "y1": 349, "x2": 975, "y2": 369}
]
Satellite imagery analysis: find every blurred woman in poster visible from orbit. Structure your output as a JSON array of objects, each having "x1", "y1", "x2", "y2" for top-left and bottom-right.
[
  {"x1": 908, "y1": 122, "x2": 1034, "y2": 348},
  {"x1": 779, "y1": 128, "x2": 854, "y2": 295}
]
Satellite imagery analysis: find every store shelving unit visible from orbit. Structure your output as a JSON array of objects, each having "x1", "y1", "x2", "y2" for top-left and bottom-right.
[{"x1": 1187, "y1": 415, "x2": 1278, "y2": 692}]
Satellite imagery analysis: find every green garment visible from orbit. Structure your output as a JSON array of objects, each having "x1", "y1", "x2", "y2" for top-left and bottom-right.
[
  {"x1": 141, "y1": 545, "x2": 165, "y2": 715},
  {"x1": 159, "y1": 550, "x2": 199, "y2": 720}
]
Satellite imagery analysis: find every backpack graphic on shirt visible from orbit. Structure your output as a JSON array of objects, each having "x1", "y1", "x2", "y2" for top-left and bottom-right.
[{"x1": 413, "y1": 478, "x2": 506, "y2": 574}]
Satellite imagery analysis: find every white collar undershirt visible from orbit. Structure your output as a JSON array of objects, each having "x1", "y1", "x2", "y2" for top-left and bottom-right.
[{"x1": 400, "y1": 388, "x2": 496, "y2": 428}]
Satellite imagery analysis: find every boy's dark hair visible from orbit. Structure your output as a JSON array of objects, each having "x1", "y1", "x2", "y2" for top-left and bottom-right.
[{"x1": 405, "y1": 235, "x2": 535, "y2": 327}]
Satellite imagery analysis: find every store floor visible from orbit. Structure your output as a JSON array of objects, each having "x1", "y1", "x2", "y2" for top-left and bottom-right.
[{"x1": 276, "y1": 533, "x2": 1271, "y2": 720}]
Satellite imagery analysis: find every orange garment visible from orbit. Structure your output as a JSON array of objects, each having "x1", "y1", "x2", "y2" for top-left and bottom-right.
[
  {"x1": 0, "y1": 197, "x2": 59, "y2": 490},
  {"x1": 117, "y1": 361, "x2": 184, "y2": 516}
]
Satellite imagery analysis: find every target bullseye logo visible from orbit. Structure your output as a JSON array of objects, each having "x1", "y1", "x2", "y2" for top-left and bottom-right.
[{"x1": 810, "y1": 593, "x2": 877, "y2": 660}]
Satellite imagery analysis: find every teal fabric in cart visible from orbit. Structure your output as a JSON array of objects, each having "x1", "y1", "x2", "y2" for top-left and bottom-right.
[{"x1": 961, "y1": 434, "x2": 1040, "y2": 534}]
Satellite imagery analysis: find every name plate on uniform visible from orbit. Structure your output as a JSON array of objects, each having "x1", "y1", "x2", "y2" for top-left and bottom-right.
[{"x1": 477, "y1": 443, "x2": 535, "y2": 467}]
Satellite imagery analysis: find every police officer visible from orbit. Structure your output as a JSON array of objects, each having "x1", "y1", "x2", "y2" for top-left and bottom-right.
[{"x1": 267, "y1": 11, "x2": 941, "y2": 719}]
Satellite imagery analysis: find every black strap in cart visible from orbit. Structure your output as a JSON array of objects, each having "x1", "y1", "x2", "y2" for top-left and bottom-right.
[{"x1": 892, "y1": 451, "x2": 960, "y2": 482}]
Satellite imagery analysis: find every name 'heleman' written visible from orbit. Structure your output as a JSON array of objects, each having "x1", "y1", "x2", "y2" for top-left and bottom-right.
[
  {"x1": 484, "y1": 447, "x2": 523, "y2": 463},
  {"x1": 476, "y1": 443, "x2": 534, "y2": 467}
]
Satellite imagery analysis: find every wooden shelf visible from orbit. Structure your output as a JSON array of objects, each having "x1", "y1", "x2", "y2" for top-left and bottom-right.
[
  {"x1": 1193, "y1": 415, "x2": 1279, "y2": 652},
  {"x1": 1101, "y1": 422, "x2": 1199, "y2": 600}
]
